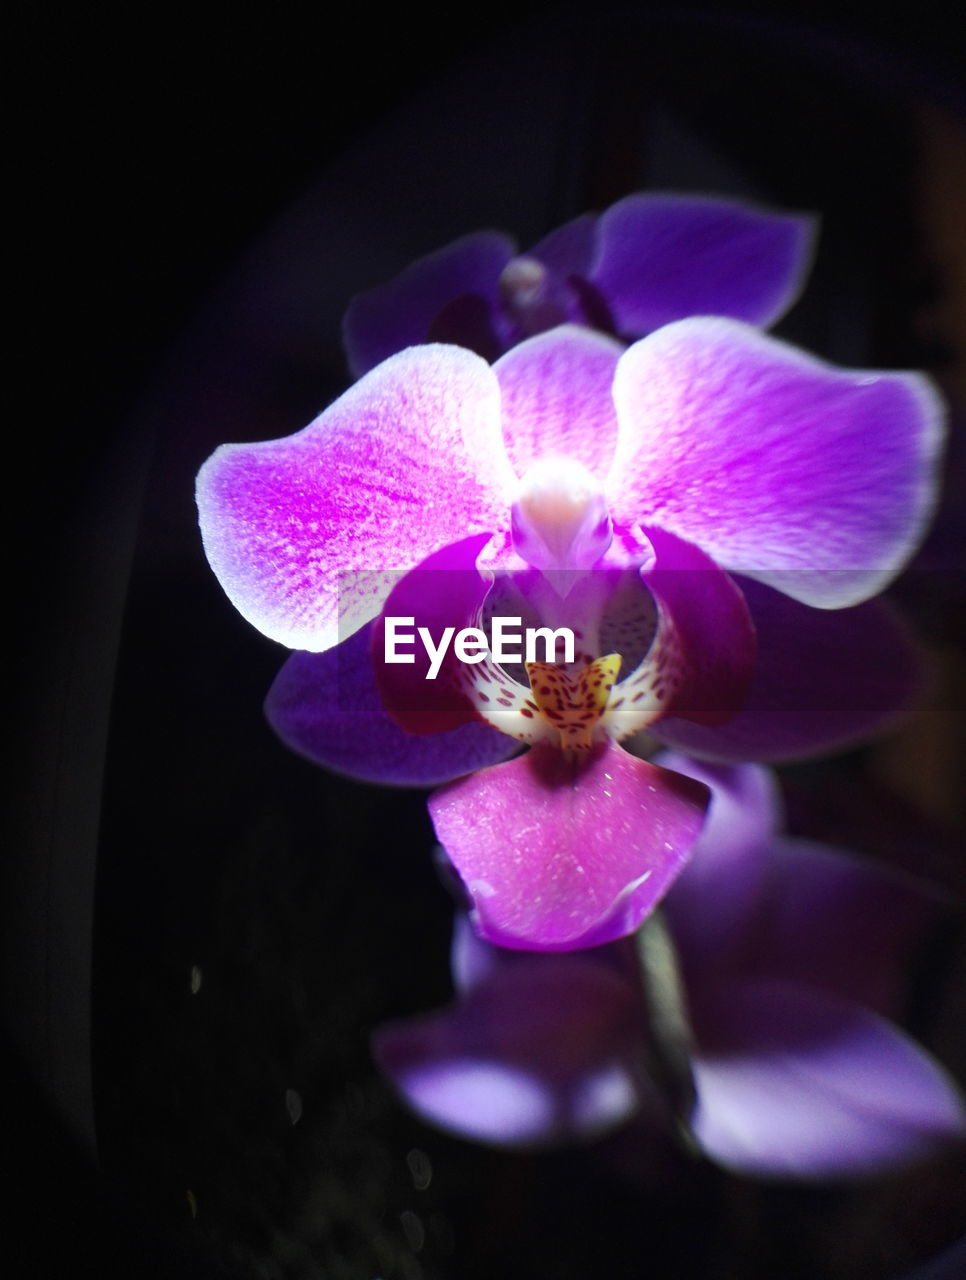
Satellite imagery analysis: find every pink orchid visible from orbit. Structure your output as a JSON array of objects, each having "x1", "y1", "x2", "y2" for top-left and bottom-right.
[{"x1": 197, "y1": 311, "x2": 942, "y2": 951}]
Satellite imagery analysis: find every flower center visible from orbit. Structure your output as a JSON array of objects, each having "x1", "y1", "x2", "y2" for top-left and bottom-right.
[
  {"x1": 511, "y1": 457, "x2": 613, "y2": 575},
  {"x1": 525, "y1": 653, "x2": 622, "y2": 751},
  {"x1": 497, "y1": 256, "x2": 567, "y2": 333}
]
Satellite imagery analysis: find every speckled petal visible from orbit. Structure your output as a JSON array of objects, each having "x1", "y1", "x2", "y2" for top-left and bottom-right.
[
  {"x1": 264, "y1": 624, "x2": 515, "y2": 787},
  {"x1": 372, "y1": 950, "x2": 644, "y2": 1146},
  {"x1": 591, "y1": 194, "x2": 816, "y2": 335},
  {"x1": 690, "y1": 978, "x2": 966, "y2": 1178},
  {"x1": 609, "y1": 318, "x2": 945, "y2": 607},
  {"x1": 196, "y1": 345, "x2": 515, "y2": 651},
  {"x1": 429, "y1": 739, "x2": 709, "y2": 952},
  {"x1": 495, "y1": 326, "x2": 623, "y2": 480},
  {"x1": 651, "y1": 578, "x2": 925, "y2": 761},
  {"x1": 342, "y1": 231, "x2": 515, "y2": 375}
]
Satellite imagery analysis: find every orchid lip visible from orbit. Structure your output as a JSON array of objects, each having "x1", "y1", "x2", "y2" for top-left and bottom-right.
[{"x1": 524, "y1": 653, "x2": 622, "y2": 751}]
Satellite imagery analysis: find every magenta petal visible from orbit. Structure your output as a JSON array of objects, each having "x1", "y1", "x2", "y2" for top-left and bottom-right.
[
  {"x1": 690, "y1": 978, "x2": 966, "y2": 1179},
  {"x1": 264, "y1": 625, "x2": 515, "y2": 787},
  {"x1": 652, "y1": 578, "x2": 925, "y2": 762},
  {"x1": 342, "y1": 231, "x2": 515, "y2": 376},
  {"x1": 372, "y1": 954, "x2": 644, "y2": 1146},
  {"x1": 196, "y1": 345, "x2": 514, "y2": 651},
  {"x1": 641, "y1": 526, "x2": 756, "y2": 726},
  {"x1": 373, "y1": 534, "x2": 493, "y2": 734},
  {"x1": 610, "y1": 318, "x2": 945, "y2": 607},
  {"x1": 428, "y1": 740, "x2": 710, "y2": 952},
  {"x1": 656, "y1": 757, "x2": 780, "y2": 970},
  {"x1": 494, "y1": 326, "x2": 623, "y2": 480}
]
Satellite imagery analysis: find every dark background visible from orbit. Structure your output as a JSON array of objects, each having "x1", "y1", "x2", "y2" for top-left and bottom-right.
[{"x1": 8, "y1": 5, "x2": 966, "y2": 1277}]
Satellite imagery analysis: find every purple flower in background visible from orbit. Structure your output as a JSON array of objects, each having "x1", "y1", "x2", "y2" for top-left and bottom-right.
[
  {"x1": 343, "y1": 192, "x2": 816, "y2": 374},
  {"x1": 373, "y1": 759, "x2": 966, "y2": 1178}
]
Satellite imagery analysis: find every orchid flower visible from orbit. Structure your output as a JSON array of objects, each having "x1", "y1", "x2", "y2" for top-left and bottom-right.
[
  {"x1": 343, "y1": 192, "x2": 816, "y2": 374},
  {"x1": 198, "y1": 313, "x2": 942, "y2": 951},
  {"x1": 197, "y1": 182, "x2": 944, "y2": 953},
  {"x1": 373, "y1": 758, "x2": 966, "y2": 1180}
]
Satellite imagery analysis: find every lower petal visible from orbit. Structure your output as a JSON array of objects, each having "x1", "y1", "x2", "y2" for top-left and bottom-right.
[
  {"x1": 690, "y1": 978, "x2": 966, "y2": 1179},
  {"x1": 652, "y1": 577, "x2": 924, "y2": 762},
  {"x1": 265, "y1": 624, "x2": 515, "y2": 787},
  {"x1": 373, "y1": 534, "x2": 495, "y2": 734},
  {"x1": 428, "y1": 739, "x2": 709, "y2": 951}
]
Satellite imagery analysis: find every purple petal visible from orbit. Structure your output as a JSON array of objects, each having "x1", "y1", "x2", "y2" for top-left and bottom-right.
[
  {"x1": 590, "y1": 194, "x2": 816, "y2": 335},
  {"x1": 656, "y1": 757, "x2": 780, "y2": 971},
  {"x1": 450, "y1": 910, "x2": 505, "y2": 993},
  {"x1": 528, "y1": 212, "x2": 598, "y2": 280},
  {"x1": 609, "y1": 318, "x2": 946, "y2": 608},
  {"x1": 447, "y1": 909, "x2": 636, "y2": 995},
  {"x1": 494, "y1": 326, "x2": 623, "y2": 480},
  {"x1": 372, "y1": 953, "x2": 645, "y2": 1146},
  {"x1": 429, "y1": 740, "x2": 710, "y2": 952},
  {"x1": 638, "y1": 525, "x2": 756, "y2": 727},
  {"x1": 747, "y1": 838, "x2": 941, "y2": 1017},
  {"x1": 342, "y1": 231, "x2": 515, "y2": 376},
  {"x1": 690, "y1": 978, "x2": 966, "y2": 1179},
  {"x1": 652, "y1": 578, "x2": 926, "y2": 762},
  {"x1": 264, "y1": 624, "x2": 515, "y2": 787},
  {"x1": 372, "y1": 534, "x2": 493, "y2": 734},
  {"x1": 196, "y1": 345, "x2": 514, "y2": 651}
]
